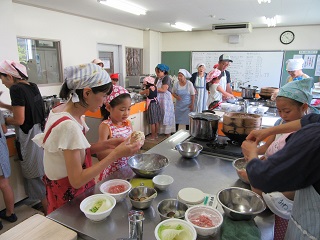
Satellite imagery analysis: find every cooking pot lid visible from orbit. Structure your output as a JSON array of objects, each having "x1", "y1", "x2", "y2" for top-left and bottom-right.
[{"x1": 189, "y1": 112, "x2": 220, "y2": 121}]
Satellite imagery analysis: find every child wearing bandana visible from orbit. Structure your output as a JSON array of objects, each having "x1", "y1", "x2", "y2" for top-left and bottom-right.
[{"x1": 239, "y1": 78, "x2": 316, "y2": 240}]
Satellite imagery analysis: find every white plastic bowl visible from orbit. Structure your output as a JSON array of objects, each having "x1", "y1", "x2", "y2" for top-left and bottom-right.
[
  {"x1": 155, "y1": 218, "x2": 197, "y2": 240},
  {"x1": 220, "y1": 103, "x2": 231, "y2": 110},
  {"x1": 80, "y1": 194, "x2": 116, "y2": 221},
  {"x1": 185, "y1": 205, "x2": 223, "y2": 237},
  {"x1": 229, "y1": 104, "x2": 241, "y2": 112},
  {"x1": 152, "y1": 175, "x2": 174, "y2": 191},
  {"x1": 99, "y1": 179, "x2": 132, "y2": 202}
]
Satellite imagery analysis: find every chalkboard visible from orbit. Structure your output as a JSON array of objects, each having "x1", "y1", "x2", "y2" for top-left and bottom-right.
[
  {"x1": 192, "y1": 51, "x2": 284, "y2": 88},
  {"x1": 280, "y1": 50, "x2": 320, "y2": 86},
  {"x1": 161, "y1": 51, "x2": 191, "y2": 76}
]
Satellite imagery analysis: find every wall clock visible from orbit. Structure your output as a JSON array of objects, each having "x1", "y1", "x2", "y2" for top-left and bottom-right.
[{"x1": 280, "y1": 31, "x2": 295, "y2": 44}]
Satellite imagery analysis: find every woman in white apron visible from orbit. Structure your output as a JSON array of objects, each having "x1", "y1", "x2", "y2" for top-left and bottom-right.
[
  {"x1": 155, "y1": 64, "x2": 175, "y2": 136},
  {"x1": 172, "y1": 69, "x2": 195, "y2": 131},
  {"x1": 190, "y1": 63, "x2": 207, "y2": 113}
]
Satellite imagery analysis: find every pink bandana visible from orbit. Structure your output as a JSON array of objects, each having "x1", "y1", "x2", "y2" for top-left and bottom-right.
[
  {"x1": 0, "y1": 60, "x2": 28, "y2": 79},
  {"x1": 104, "y1": 85, "x2": 128, "y2": 104},
  {"x1": 206, "y1": 68, "x2": 221, "y2": 82},
  {"x1": 143, "y1": 76, "x2": 155, "y2": 85}
]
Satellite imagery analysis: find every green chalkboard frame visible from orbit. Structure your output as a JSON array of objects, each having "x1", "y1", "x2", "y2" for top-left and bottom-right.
[
  {"x1": 281, "y1": 50, "x2": 319, "y2": 86},
  {"x1": 161, "y1": 51, "x2": 191, "y2": 76}
]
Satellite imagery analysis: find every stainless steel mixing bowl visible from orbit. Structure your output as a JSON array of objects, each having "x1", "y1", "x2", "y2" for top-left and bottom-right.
[
  {"x1": 128, "y1": 186, "x2": 157, "y2": 209},
  {"x1": 217, "y1": 187, "x2": 266, "y2": 221},
  {"x1": 128, "y1": 154, "x2": 169, "y2": 178},
  {"x1": 175, "y1": 142, "x2": 203, "y2": 158},
  {"x1": 157, "y1": 199, "x2": 188, "y2": 221},
  {"x1": 232, "y1": 158, "x2": 250, "y2": 184}
]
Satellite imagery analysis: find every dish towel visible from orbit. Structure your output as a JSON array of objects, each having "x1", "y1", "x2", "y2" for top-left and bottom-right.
[{"x1": 221, "y1": 215, "x2": 261, "y2": 240}]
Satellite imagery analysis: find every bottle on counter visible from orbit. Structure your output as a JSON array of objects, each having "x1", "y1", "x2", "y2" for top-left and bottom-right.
[{"x1": 128, "y1": 210, "x2": 144, "y2": 240}]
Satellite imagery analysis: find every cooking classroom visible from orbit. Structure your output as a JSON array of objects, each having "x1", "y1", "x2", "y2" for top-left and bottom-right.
[{"x1": 0, "y1": 0, "x2": 320, "y2": 239}]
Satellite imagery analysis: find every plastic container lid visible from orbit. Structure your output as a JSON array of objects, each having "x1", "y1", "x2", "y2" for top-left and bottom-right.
[{"x1": 178, "y1": 188, "x2": 205, "y2": 205}]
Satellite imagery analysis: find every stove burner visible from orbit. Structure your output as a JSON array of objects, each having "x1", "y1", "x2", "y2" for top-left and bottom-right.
[
  {"x1": 185, "y1": 136, "x2": 244, "y2": 160},
  {"x1": 206, "y1": 142, "x2": 227, "y2": 149}
]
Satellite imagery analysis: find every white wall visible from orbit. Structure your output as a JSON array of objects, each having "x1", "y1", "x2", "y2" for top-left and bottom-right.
[
  {"x1": 1, "y1": 3, "x2": 152, "y2": 104},
  {"x1": 161, "y1": 26, "x2": 320, "y2": 51}
]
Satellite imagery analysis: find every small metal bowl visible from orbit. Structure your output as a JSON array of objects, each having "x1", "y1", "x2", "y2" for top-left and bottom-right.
[
  {"x1": 232, "y1": 158, "x2": 250, "y2": 184},
  {"x1": 175, "y1": 142, "x2": 203, "y2": 158},
  {"x1": 217, "y1": 187, "x2": 266, "y2": 221},
  {"x1": 157, "y1": 199, "x2": 188, "y2": 221},
  {"x1": 128, "y1": 154, "x2": 169, "y2": 178},
  {"x1": 128, "y1": 186, "x2": 157, "y2": 209}
]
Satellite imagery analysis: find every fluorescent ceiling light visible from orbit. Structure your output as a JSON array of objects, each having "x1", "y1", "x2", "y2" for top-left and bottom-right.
[
  {"x1": 170, "y1": 22, "x2": 193, "y2": 31},
  {"x1": 264, "y1": 15, "x2": 279, "y2": 27},
  {"x1": 98, "y1": 0, "x2": 147, "y2": 16},
  {"x1": 257, "y1": 0, "x2": 271, "y2": 3}
]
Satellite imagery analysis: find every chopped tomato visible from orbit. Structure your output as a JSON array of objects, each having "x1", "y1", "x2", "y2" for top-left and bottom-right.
[{"x1": 107, "y1": 184, "x2": 126, "y2": 194}]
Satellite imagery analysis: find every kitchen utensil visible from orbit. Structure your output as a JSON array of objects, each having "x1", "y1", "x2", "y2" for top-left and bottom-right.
[
  {"x1": 99, "y1": 179, "x2": 132, "y2": 202},
  {"x1": 80, "y1": 194, "x2": 116, "y2": 221},
  {"x1": 259, "y1": 87, "x2": 279, "y2": 99},
  {"x1": 152, "y1": 175, "x2": 174, "y2": 191},
  {"x1": 185, "y1": 205, "x2": 223, "y2": 237},
  {"x1": 189, "y1": 111, "x2": 220, "y2": 140},
  {"x1": 154, "y1": 218, "x2": 197, "y2": 240},
  {"x1": 266, "y1": 99, "x2": 277, "y2": 108},
  {"x1": 128, "y1": 154, "x2": 169, "y2": 178},
  {"x1": 217, "y1": 187, "x2": 266, "y2": 221},
  {"x1": 232, "y1": 158, "x2": 250, "y2": 184},
  {"x1": 208, "y1": 101, "x2": 220, "y2": 110},
  {"x1": 241, "y1": 86, "x2": 258, "y2": 99},
  {"x1": 157, "y1": 199, "x2": 188, "y2": 221},
  {"x1": 175, "y1": 142, "x2": 203, "y2": 158},
  {"x1": 128, "y1": 186, "x2": 157, "y2": 209}
]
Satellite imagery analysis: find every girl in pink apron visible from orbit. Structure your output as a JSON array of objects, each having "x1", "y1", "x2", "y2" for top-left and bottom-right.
[{"x1": 97, "y1": 85, "x2": 138, "y2": 181}]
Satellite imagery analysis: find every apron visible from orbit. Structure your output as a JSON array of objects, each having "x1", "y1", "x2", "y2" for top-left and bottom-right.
[
  {"x1": 220, "y1": 71, "x2": 227, "y2": 92},
  {"x1": 285, "y1": 186, "x2": 320, "y2": 239},
  {"x1": 42, "y1": 116, "x2": 95, "y2": 214},
  {"x1": 175, "y1": 82, "x2": 191, "y2": 125},
  {"x1": 156, "y1": 78, "x2": 175, "y2": 126},
  {"x1": 194, "y1": 75, "x2": 208, "y2": 112},
  {"x1": 16, "y1": 124, "x2": 44, "y2": 179}
]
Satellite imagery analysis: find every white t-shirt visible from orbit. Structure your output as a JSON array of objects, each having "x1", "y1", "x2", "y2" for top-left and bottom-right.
[
  {"x1": 33, "y1": 111, "x2": 90, "y2": 180},
  {"x1": 207, "y1": 83, "x2": 222, "y2": 106}
]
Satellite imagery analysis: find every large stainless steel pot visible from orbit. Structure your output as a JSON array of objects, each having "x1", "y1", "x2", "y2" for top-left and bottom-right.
[
  {"x1": 189, "y1": 111, "x2": 220, "y2": 140},
  {"x1": 241, "y1": 86, "x2": 258, "y2": 99}
]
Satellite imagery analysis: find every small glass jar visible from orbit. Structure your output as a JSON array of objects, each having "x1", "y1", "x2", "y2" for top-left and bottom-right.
[{"x1": 128, "y1": 210, "x2": 144, "y2": 240}]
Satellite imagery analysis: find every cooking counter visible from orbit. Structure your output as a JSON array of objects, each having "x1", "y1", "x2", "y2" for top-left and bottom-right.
[{"x1": 47, "y1": 130, "x2": 273, "y2": 240}]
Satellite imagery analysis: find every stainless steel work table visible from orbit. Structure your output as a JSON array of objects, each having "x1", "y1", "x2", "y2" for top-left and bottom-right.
[{"x1": 47, "y1": 130, "x2": 274, "y2": 240}]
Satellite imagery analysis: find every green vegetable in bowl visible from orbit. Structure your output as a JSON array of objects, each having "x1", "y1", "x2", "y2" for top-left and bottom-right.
[
  {"x1": 88, "y1": 199, "x2": 112, "y2": 213},
  {"x1": 158, "y1": 223, "x2": 192, "y2": 240}
]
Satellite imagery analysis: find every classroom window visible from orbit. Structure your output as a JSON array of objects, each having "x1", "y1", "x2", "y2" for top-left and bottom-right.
[{"x1": 17, "y1": 37, "x2": 63, "y2": 85}]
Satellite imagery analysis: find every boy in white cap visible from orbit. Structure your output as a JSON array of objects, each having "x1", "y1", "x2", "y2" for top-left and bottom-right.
[{"x1": 286, "y1": 58, "x2": 309, "y2": 83}]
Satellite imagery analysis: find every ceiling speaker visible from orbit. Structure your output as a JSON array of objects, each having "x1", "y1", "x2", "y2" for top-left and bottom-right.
[{"x1": 228, "y1": 35, "x2": 240, "y2": 44}]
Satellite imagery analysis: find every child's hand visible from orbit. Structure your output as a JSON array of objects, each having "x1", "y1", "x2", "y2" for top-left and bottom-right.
[
  {"x1": 105, "y1": 137, "x2": 126, "y2": 149},
  {"x1": 114, "y1": 140, "x2": 141, "y2": 158}
]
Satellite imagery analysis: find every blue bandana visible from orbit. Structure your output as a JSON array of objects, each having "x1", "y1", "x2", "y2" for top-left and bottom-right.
[{"x1": 156, "y1": 64, "x2": 169, "y2": 72}]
